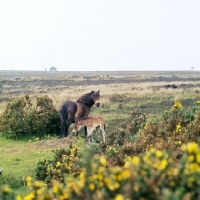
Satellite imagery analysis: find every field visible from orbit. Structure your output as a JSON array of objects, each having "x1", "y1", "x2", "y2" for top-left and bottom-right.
[{"x1": 1, "y1": 70, "x2": 200, "y2": 199}]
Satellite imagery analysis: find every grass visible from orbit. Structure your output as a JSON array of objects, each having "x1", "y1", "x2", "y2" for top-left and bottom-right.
[
  {"x1": 0, "y1": 133, "x2": 89, "y2": 196},
  {"x1": 0, "y1": 135, "x2": 50, "y2": 182}
]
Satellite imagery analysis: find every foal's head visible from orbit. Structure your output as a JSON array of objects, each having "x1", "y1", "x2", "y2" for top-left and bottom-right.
[
  {"x1": 91, "y1": 90, "x2": 100, "y2": 107},
  {"x1": 71, "y1": 121, "x2": 82, "y2": 134}
]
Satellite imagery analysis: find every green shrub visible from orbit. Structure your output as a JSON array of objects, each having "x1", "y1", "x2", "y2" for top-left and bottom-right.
[
  {"x1": 96, "y1": 109, "x2": 146, "y2": 164},
  {"x1": 97, "y1": 100, "x2": 200, "y2": 167},
  {"x1": 0, "y1": 94, "x2": 60, "y2": 138},
  {"x1": 0, "y1": 174, "x2": 23, "y2": 188},
  {"x1": 35, "y1": 143, "x2": 83, "y2": 186}
]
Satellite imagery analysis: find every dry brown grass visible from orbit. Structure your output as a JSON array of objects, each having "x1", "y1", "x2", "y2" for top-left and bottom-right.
[
  {"x1": 49, "y1": 85, "x2": 191, "y2": 111},
  {"x1": 0, "y1": 102, "x2": 8, "y2": 114},
  {"x1": 1, "y1": 81, "x2": 199, "y2": 114}
]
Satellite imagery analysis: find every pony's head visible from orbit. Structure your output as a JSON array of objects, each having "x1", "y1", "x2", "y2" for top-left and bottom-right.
[{"x1": 91, "y1": 90, "x2": 100, "y2": 107}]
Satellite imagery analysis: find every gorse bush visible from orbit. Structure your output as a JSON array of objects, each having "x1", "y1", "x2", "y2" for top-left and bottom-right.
[
  {"x1": 0, "y1": 174, "x2": 23, "y2": 189},
  {"x1": 0, "y1": 94, "x2": 60, "y2": 138},
  {"x1": 97, "y1": 100, "x2": 200, "y2": 165},
  {"x1": 2, "y1": 143, "x2": 200, "y2": 200},
  {"x1": 35, "y1": 143, "x2": 83, "y2": 186},
  {"x1": 96, "y1": 109, "x2": 146, "y2": 165},
  {"x1": 139, "y1": 100, "x2": 200, "y2": 155},
  {"x1": 104, "y1": 109, "x2": 146, "y2": 147}
]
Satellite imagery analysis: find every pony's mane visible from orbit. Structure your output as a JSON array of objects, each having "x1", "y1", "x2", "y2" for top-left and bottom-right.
[{"x1": 76, "y1": 92, "x2": 94, "y2": 107}]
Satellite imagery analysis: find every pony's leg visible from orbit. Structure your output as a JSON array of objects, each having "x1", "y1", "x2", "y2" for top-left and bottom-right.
[
  {"x1": 60, "y1": 121, "x2": 68, "y2": 138},
  {"x1": 60, "y1": 122, "x2": 65, "y2": 138},
  {"x1": 84, "y1": 126, "x2": 87, "y2": 137},
  {"x1": 65, "y1": 120, "x2": 72, "y2": 137},
  {"x1": 60, "y1": 105, "x2": 67, "y2": 138}
]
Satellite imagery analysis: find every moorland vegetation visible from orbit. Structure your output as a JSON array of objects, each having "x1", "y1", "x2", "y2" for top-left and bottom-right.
[{"x1": 1, "y1": 71, "x2": 200, "y2": 199}]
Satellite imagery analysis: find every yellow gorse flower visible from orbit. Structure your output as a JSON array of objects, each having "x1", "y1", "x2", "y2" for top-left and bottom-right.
[
  {"x1": 131, "y1": 156, "x2": 140, "y2": 166},
  {"x1": 100, "y1": 156, "x2": 107, "y2": 166},
  {"x1": 26, "y1": 176, "x2": 32, "y2": 182},
  {"x1": 16, "y1": 195, "x2": 23, "y2": 200},
  {"x1": 187, "y1": 143, "x2": 198, "y2": 154},
  {"x1": 115, "y1": 194, "x2": 124, "y2": 200},
  {"x1": 122, "y1": 169, "x2": 131, "y2": 179},
  {"x1": 160, "y1": 159, "x2": 168, "y2": 170},
  {"x1": 156, "y1": 150, "x2": 162, "y2": 158},
  {"x1": 56, "y1": 162, "x2": 61, "y2": 167},
  {"x1": 3, "y1": 186, "x2": 11, "y2": 193},
  {"x1": 171, "y1": 100, "x2": 182, "y2": 111},
  {"x1": 24, "y1": 193, "x2": 35, "y2": 200},
  {"x1": 89, "y1": 183, "x2": 95, "y2": 190},
  {"x1": 196, "y1": 154, "x2": 200, "y2": 163},
  {"x1": 174, "y1": 100, "x2": 182, "y2": 109},
  {"x1": 188, "y1": 155, "x2": 195, "y2": 162},
  {"x1": 176, "y1": 124, "x2": 181, "y2": 131}
]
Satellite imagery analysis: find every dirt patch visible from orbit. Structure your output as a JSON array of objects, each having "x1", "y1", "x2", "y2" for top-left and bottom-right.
[
  {"x1": 1, "y1": 137, "x2": 75, "y2": 154},
  {"x1": 35, "y1": 137, "x2": 74, "y2": 149}
]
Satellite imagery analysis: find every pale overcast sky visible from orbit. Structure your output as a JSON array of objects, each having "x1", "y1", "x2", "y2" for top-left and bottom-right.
[{"x1": 0, "y1": 1, "x2": 200, "y2": 71}]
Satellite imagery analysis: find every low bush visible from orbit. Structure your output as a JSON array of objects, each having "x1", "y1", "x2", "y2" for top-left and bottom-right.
[
  {"x1": 35, "y1": 143, "x2": 84, "y2": 186},
  {"x1": 0, "y1": 94, "x2": 60, "y2": 138},
  {"x1": 97, "y1": 100, "x2": 200, "y2": 165}
]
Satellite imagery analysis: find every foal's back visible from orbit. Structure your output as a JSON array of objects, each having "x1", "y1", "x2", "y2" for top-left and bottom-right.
[{"x1": 78, "y1": 116, "x2": 105, "y2": 128}]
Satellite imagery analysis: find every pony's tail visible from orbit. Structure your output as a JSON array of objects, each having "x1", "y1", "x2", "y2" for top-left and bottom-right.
[
  {"x1": 61, "y1": 105, "x2": 68, "y2": 125},
  {"x1": 60, "y1": 105, "x2": 68, "y2": 137}
]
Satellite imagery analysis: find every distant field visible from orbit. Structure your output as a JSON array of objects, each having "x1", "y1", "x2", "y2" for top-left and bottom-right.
[
  {"x1": 1, "y1": 70, "x2": 200, "y2": 79},
  {"x1": 1, "y1": 70, "x2": 200, "y2": 113}
]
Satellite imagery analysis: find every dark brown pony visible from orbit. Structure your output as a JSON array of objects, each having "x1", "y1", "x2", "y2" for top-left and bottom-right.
[{"x1": 60, "y1": 90, "x2": 100, "y2": 137}]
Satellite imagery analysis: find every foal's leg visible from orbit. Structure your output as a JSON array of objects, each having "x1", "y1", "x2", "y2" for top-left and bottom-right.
[
  {"x1": 99, "y1": 125, "x2": 106, "y2": 143},
  {"x1": 87, "y1": 127, "x2": 95, "y2": 145},
  {"x1": 90, "y1": 135, "x2": 95, "y2": 143},
  {"x1": 87, "y1": 127, "x2": 96, "y2": 143},
  {"x1": 95, "y1": 126, "x2": 101, "y2": 143},
  {"x1": 89, "y1": 127, "x2": 97, "y2": 143}
]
